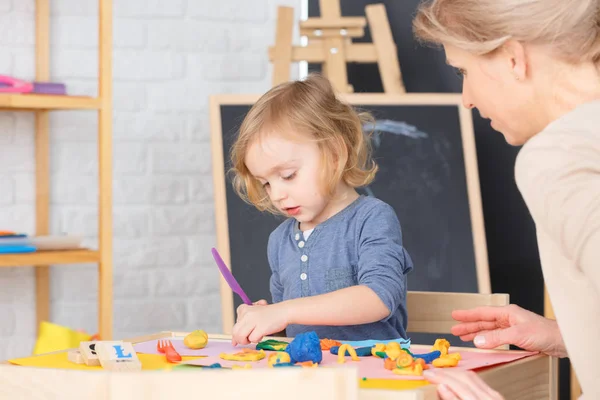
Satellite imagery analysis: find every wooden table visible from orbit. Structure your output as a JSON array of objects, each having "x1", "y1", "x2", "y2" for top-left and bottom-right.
[{"x1": 1, "y1": 331, "x2": 555, "y2": 400}]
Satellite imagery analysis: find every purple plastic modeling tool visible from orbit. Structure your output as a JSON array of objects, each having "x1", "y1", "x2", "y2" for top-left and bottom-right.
[{"x1": 211, "y1": 247, "x2": 252, "y2": 305}]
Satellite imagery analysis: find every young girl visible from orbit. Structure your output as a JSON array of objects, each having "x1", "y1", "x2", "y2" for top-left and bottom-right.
[{"x1": 229, "y1": 74, "x2": 414, "y2": 345}]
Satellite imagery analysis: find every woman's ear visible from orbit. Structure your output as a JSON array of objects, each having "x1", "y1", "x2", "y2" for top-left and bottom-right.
[{"x1": 503, "y1": 40, "x2": 527, "y2": 81}]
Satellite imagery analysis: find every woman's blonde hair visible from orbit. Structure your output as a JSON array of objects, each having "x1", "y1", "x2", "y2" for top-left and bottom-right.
[
  {"x1": 229, "y1": 73, "x2": 378, "y2": 215},
  {"x1": 413, "y1": 0, "x2": 600, "y2": 64}
]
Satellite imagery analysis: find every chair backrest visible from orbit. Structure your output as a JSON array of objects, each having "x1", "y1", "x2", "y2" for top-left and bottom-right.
[{"x1": 407, "y1": 290, "x2": 509, "y2": 338}]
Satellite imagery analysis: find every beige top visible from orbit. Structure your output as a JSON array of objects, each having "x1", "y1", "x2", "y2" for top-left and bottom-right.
[{"x1": 514, "y1": 100, "x2": 600, "y2": 398}]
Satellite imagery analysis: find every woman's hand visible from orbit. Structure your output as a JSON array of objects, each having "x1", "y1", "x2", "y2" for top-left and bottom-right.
[
  {"x1": 424, "y1": 369, "x2": 504, "y2": 400},
  {"x1": 451, "y1": 304, "x2": 567, "y2": 358}
]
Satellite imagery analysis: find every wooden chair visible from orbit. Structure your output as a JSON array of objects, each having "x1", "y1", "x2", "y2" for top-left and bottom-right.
[{"x1": 406, "y1": 290, "x2": 510, "y2": 349}]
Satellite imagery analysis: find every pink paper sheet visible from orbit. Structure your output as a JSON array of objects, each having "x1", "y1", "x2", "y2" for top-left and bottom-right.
[
  {"x1": 133, "y1": 338, "x2": 255, "y2": 357},
  {"x1": 169, "y1": 339, "x2": 538, "y2": 380}
]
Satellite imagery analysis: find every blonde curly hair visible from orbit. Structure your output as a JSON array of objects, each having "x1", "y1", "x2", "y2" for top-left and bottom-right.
[{"x1": 229, "y1": 73, "x2": 378, "y2": 215}]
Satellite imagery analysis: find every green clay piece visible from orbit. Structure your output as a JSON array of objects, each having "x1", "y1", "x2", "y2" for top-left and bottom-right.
[
  {"x1": 375, "y1": 351, "x2": 388, "y2": 359},
  {"x1": 256, "y1": 339, "x2": 289, "y2": 351}
]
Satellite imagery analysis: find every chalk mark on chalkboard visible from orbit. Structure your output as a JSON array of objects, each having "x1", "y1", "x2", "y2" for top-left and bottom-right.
[{"x1": 361, "y1": 119, "x2": 431, "y2": 198}]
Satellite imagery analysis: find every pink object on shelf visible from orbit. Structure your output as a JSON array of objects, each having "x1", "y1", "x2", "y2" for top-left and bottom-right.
[
  {"x1": 0, "y1": 75, "x2": 66, "y2": 94},
  {"x1": 0, "y1": 75, "x2": 34, "y2": 93}
]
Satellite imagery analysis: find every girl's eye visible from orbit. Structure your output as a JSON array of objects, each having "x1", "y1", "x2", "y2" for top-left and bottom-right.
[
  {"x1": 282, "y1": 172, "x2": 296, "y2": 181},
  {"x1": 262, "y1": 182, "x2": 270, "y2": 188}
]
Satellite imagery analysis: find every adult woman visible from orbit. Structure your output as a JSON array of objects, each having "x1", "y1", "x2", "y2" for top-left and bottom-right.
[{"x1": 412, "y1": 0, "x2": 600, "y2": 398}]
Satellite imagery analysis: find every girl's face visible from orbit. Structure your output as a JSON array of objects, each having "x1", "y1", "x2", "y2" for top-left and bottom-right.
[
  {"x1": 245, "y1": 132, "x2": 332, "y2": 230},
  {"x1": 443, "y1": 43, "x2": 544, "y2": 146}
]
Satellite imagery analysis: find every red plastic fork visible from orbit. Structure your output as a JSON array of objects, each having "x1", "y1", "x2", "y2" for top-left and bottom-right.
[{"x1": 157, "y1": 339, "x2": 182, "y2": 363}]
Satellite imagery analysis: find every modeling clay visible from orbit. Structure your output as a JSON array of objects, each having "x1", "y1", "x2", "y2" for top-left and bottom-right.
[
  {"x1": 256, "y1": 339, "x2": 289, "y2": 351},
  {"x1": 285, "y1": 331, "x2": 322, "y2": 364},
  {"x1": 320, "y1": 338, "x2": 341, "y2": 350},
  {"x1": 296, "y1": 361, "x2": 318, "y2": 368},
  {"x1": 337, "y1": 344, "x2": 359, "y2": 363},
  {"x1": 268, "y1": 352, "x2": 291, "y2": 367},
  {"x1": 272, "y1": 362, "x2": 299, "y2": 368},
  {"x1": 372, "y1": 343, "x2": 386, "y2": 356},
  {"x1": 411, "y1": 350, "x2": 441, "y2": 363},
  {"x1": 232, "y1": 363, "x2": 252, "y2": 369},
  {"x1": 183, "y1": 330, "x2": 208, "y2": 349},
  {"x1": 432, "y1": 339, "x2": 450, "y2": 356},
  {"x1": 384, "y1": 342, "x2": 403, "y2": 360},
  {"x1": 220, "y1": 348, "x2": 266, "y2": 362},
  {"x1": 432, "y1": 352, "x2": 461, "y2": 368},
  {"x1": 383, "y1": 357, "x2": 396, "y2": 370},
  {"x1": 330, "y1": 345, "x2": 373, "y2": 357},
  {"x1": 392, "y1": 362, "x2": 423, "y2": 376},
  {"x1": 395, "y1": 350, "x2": 413, "y2": 368}
]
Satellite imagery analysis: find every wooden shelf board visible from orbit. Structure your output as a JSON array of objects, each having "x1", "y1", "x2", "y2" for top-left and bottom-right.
[
  {"x1": 0, "y1": 250, "x2": 100, "y2": 267},
  {"x1": 0, "y1": 94, "x2": 101, "y2": 110}
]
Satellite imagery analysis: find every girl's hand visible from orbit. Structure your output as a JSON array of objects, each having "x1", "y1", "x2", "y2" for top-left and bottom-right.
[
  {"x1": 451, "y1": 304, "x2": 567, "y2": 358},
  {"x1": 423, "y1": 369, "x2": 504, "y2": 400},
  {"x1": 232, "y1": 302, "x2": 289, "y2": 346}
]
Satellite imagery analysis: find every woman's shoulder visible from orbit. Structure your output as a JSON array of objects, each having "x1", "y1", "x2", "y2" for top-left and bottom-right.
[{"x1": 515, "y1": 99, "x2": 600, "y2": 186}]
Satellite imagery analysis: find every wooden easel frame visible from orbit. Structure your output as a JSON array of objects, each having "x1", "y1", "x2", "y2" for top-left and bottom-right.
[
  {"x1": 269, "y1": 1, "x2": 405, "y2": 93},
  {"x1": 210, "y1": 93, "x2": 491, "y2": 334}
]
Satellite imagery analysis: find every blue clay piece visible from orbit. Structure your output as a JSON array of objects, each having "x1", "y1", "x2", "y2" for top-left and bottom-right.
[
  {"x1": 329, "y1": 346, "x2": 373, "y2": 357},
  {"x1": 285, "y1": 331, "x2": 323, "y2": 364},
  {"x1": 340, "y1": 338, "x2": 411, "y2": 349},
  {"x1": 412, "y1": 350, "x2": 441, "y2": 364},
  {"x1": 272, "y1": 362, "x2": 299, "y2": 368}
]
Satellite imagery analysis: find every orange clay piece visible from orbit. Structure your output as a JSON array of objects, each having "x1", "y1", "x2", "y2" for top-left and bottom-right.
[
  {"x1": 337, "y1": 344, "x2": 359, "y2": 363},
  {"x1": 296, "y1": 361, "x2": 318, "y2": 368},
  {"x1": 320, "y1": 338, "x2": 341, "y2": 350},
  {"x1": 383, "y1": 357, "x2": 396, "y2": 371},
  {"x1": 396, "y1": 351, "x2": 413, "y2": 368},
  {"x1": 392, "y1": 363, "x2": 424, "y2": 376},
  {"x1": 414, "y1": 357, "x2": 429, "y2": 370}
]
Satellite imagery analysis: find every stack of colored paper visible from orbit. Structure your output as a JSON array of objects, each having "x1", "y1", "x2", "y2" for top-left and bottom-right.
[{"x1": 0, "y1": 231, "x2": 36, "y2": 254}]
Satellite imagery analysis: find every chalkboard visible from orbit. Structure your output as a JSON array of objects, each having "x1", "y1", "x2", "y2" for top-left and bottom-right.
[{"x1": 210, "y1": 93, "x2": 490, "y2": 334}]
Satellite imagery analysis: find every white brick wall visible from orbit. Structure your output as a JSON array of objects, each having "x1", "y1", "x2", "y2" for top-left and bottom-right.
[{"x1": 0, "y1": 0, "x2": 301, "y2": 361}]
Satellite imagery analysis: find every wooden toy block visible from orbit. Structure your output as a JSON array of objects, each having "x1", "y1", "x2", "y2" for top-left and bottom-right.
[
  {"x1": 95, "y1": 341, "x2": 142, "y2": 372},
  {"x1": 79, "y1": 341, "x2": 101, "y2": 366},
  {"x1": 67, "y1": 349, "x2": 84, "y2": 364}
]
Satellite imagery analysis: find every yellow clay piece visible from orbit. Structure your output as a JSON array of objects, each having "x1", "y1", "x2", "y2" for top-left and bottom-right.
[
  {"x1": 268, "y1": 352, "x2": 291, "y2": 367},
  {"x1": 392, "y1": 363, "x2": 423, "y2": 376},
  {"x1": 337, "y1": 344, "x2": 359, "y2": 363},
  {"x1": 372, "y1": 343, "x2": 386, "y2": 357},
  {"x1": 220, "y1": 349, "x2": 266, "y2": 362},
  {"x1": 432, "y1": 339, "x2": 450, "y2": 357},
  {"x1": 183, "y1": 330, "x2": 208, "y2": 349},
  {"x1": 395, "y1": 351, "x2": 414, "y2": 368},
  {"x1": 385, "y1": 342, "x2": 402, "y2": 361},
  {"x1": 232, "y1": 363, "x2": 252, "y2": 369},
  {"x1": 432, "y1": 355, "x2": 459, "y2": 368}
]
